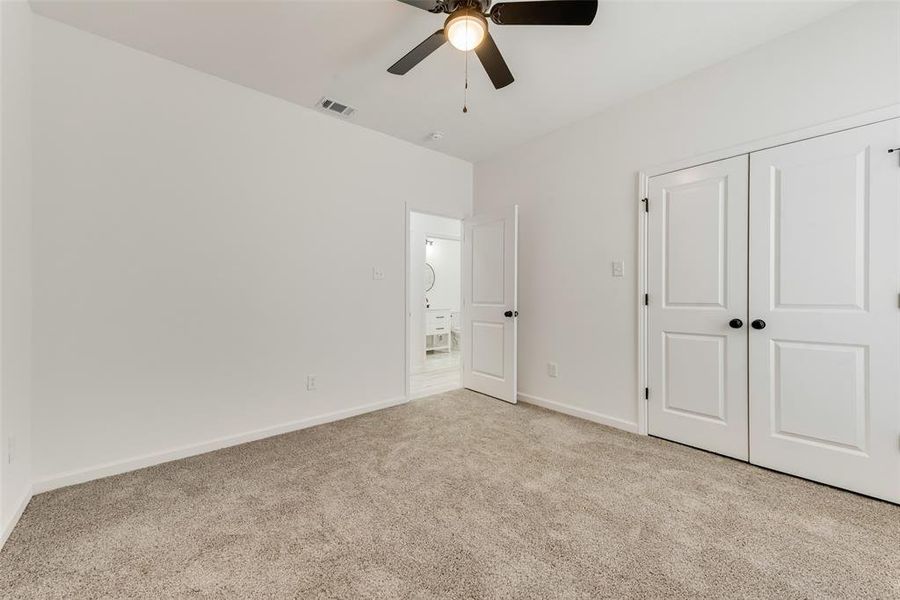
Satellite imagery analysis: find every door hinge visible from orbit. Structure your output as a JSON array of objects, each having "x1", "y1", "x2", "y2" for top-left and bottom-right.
[
  {"x1": 644, "y1": 293, "x2": 649, "y2": 306},
  {"x1": 644, "y1": 387, "x2": 649, "y2": 400},
  {"x1": 641, "y1": 197, "x2": 649, "y2": 212}
]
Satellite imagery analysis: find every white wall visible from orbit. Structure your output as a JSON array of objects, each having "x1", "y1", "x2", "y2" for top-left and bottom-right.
[
  {"x1": 31, "y1": 16, "x2": 472, "y2": 487},
  {"x1": 425, "y1": 239, "x2": 460, "y2": 313},
  {"x1": 0, "y1": 0, "x2": 33, "y2": 541},
  {"x1": 408, "y1": 212, "x2": 461, "y2": 371},
  {"x1": 474, "y1": 2, "x2": 900, "y2": 429}
]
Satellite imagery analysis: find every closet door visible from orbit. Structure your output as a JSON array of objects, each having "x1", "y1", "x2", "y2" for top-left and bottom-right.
[
  {"x1": 647, "y1": 155, "x2": 749, "y2": 460},
  {"x1": 749, "y1": 119, "x2": 900, "y2": 503}
]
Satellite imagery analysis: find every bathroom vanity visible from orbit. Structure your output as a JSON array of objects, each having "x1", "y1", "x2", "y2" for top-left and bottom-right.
[{"x1": 425, "y1": 308, "x2": 451, "y2": 353}]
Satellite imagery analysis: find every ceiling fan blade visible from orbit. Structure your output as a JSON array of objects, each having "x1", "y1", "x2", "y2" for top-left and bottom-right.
[
  {"x1": 490, "y1": 0, "x2": 598, "y2": 25},
  {"x1": 474, "y1": 33, "x2": 514, "y2": 89},
  {"x1": 388, "y1": 30, "x2": 447, "y2": 75},
  {"x1": 395, "y1": 0, "x2": 445, "y2": 13}
]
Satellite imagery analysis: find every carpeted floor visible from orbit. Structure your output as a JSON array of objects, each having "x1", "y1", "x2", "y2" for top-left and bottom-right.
[{"x1": 1, "y1": 389, "x2": 898, "y2": 599}]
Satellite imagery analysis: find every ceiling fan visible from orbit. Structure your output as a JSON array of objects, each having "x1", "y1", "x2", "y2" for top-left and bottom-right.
[{"x1": 388, "y1": 0, "x2": 598, "y2": 89}]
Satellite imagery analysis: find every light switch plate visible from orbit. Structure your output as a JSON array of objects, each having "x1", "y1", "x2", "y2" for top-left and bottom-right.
[
  {"x1": 612, "y1": 261, "x2": 625, "y2": 278},
  {"x1": 372, "y1": 267, "x2": 385, "y2": 280}
]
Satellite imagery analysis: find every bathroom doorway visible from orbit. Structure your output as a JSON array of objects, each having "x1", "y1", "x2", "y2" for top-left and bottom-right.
[{"x1": 408, "y1": 211, "x2": 462, "y2": 399}]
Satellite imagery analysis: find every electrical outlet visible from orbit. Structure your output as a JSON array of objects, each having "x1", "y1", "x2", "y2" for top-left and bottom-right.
[
  {"x1": 306, "y1": 375, "x2": 317, "y2": 391},
  {"x1": 611, "y1": 261, "x2": 625, "y2": 278},
  {"x1": 372, "y1": 267, "x2": 385, "y2": 280},
  {"x1": 547, "y1": 362, "x2": 559, "y2": 378},
  {"x1": 7, "y1": 436, "x2": 15, "y2": 464}
]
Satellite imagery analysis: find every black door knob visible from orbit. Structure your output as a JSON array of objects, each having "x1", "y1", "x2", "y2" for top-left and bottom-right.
[
  {"x1": 751, "y1": 319, "x2": 767, "y2": 330},
  {"x1": 504, "y1": 310, "x2": 513, "y2": 318},
  {"x1": 729, "y1": 318, "x2": 743, "y2": 329}
]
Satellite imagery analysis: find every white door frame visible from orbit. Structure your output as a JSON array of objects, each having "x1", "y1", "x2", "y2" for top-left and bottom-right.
[
  {"x1": 636, "y1": 104, "x2": 900, "y2": 436},
  {"x1": 404, "y1": 205, "x2": 467, "y2": 400}
]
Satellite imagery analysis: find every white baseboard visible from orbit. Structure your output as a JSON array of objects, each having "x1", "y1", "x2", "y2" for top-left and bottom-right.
[
  {"x1": 1, "y1": 484, "x2": 33, "y2": 551},
  {"x1": 518, "y1": 392, "x2": 640, "y2": 434},
  {"x1": 32, "y1": 395, "x2": 409, "y2": 495}
]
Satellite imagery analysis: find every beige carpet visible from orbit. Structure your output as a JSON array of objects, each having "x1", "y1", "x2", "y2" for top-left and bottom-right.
[{"x1": 1, "y1": 390, "x2": 898, "y2": 599}]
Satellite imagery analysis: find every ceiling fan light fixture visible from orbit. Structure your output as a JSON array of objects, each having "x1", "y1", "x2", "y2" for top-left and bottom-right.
[
  {"x1": 390, "y1": 0, "x2": 601, "y2": 89},
  {"x1": 445, "y1": 11, "x2": 487, "y2": 51}
]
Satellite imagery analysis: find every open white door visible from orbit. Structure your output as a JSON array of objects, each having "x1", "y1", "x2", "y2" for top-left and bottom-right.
[{"x1": 462, "y1": 206, "x2": 518, "y2": 403}]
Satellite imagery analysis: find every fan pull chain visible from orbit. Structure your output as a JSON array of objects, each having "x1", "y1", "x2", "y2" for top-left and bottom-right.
[
  {"x1": 463, "y1": 51, "x2": 469, "y2": 113},
  {"x1": 463, "y1": 15, "x2": 469, "y2": 114}
]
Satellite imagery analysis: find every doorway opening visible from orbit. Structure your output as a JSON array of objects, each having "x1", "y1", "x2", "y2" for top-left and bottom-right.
[{"x1": 408, "y1": 212, "x2": 463, "y2": 399}]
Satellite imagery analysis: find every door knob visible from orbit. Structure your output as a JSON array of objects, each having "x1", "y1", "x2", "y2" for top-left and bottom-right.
[
  {"x1": 728, "y1": 318, "x2": 743, "y2": 329},
  {"x1": 504, "y1": 310, "x2": 518, "y2": 318},
  {"x1": 751, "y1": 319, "x2": 767, "y2": 330}
]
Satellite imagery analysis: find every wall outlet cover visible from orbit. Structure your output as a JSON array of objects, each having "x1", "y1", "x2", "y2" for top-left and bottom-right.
[
  {"x1": 547, "y1": 362, "x2": 559, "y2": 378},
  {"x1": 372, "y1": 267, "x2": 385, "y2": 280},
  {"x1": 306, "y1": 375, "x2": 317, "y2": 391},
  {"x1": 612, "y1": 261, "x2": 625, "y2": 278}
]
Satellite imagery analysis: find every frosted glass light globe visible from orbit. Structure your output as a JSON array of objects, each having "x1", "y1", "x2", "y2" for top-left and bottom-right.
[{"x1": 446, "y1": 13, "x2": 486, "y2": 51}]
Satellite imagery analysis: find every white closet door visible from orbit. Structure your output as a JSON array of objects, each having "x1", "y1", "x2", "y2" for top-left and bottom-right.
[
  {"x1": 648, "y1": 155, "x2": 749, "y2": 460},
  {"x1": 462, "y1": 206, "x2": 518, "y2": 403},
  {"x1": 749, "y1": 119, "x2": 900, "y2": 503}
]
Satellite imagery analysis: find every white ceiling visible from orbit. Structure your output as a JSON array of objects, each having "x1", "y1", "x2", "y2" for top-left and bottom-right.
[{"x1": 30, "y1": 0, "x2": 849, "y2": 162}]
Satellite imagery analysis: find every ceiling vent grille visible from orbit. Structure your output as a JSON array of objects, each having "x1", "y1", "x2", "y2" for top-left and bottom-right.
[{"x1": 317, "y1": 97, "x2": 356, "y2": 118}]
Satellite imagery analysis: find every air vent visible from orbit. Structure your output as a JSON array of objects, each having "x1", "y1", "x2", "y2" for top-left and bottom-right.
[{"x1": 317, "y1": 97, "x2": 356, "y2": 118}]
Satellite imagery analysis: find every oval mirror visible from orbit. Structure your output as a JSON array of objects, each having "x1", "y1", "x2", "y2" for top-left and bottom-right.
[{"x1": 424, "y1": 263, "x2": 435, "y2": 292}]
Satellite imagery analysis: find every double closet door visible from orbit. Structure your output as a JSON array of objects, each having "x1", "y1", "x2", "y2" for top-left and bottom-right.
[{"x1": 647, "y1": 119, "x2": 900, "y2": 503}]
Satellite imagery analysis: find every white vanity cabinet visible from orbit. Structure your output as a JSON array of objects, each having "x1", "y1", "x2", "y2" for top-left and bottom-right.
[{"x1": 425, "y1": 309, "x2": 451, "y2": 353}]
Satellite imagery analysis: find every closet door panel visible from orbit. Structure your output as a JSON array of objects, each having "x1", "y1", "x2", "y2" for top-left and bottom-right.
[
  {"x1": 749, "y1": 119, "x2": 900, "y2": 503},
  {"x1": 647, "y1": 155, "x2": 749, "y2": 460}
]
